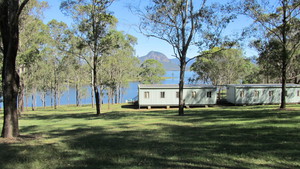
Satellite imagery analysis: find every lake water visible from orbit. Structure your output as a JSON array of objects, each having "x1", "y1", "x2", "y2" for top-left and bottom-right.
[{"x1": 23, "y1": 71, "x2": 198, "y2": 107}]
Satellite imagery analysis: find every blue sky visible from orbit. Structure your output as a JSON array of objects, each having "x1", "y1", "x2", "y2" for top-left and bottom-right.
[{"x1": 43, "y1": 0, "x2": 256, "y2": 59}]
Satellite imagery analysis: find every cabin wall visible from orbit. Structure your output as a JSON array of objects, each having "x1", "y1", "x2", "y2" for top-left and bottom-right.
[
  {"x1": 138, "y1": 88, "x2": 217, "y2": 107},
  {"x1": 228, "y1": 87, "x2": 300, "y2": 105},
  {"x1": 226, "y1": 86, "x2": 236, "y2": 104}
]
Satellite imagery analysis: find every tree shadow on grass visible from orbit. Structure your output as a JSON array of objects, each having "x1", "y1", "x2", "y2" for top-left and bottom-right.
[
  {"x1": 21, "y1": 112, "x2": 102, "y2": 121},
  {"x1": 50, "y1": 121, "x2": 300, "y2": 169},
  {"x1": 1, "y1": 107, "x2": 300, "y2": 168}
]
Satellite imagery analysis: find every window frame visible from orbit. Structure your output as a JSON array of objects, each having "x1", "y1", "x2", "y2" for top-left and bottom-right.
[
  {"x1": 254, "y1": 90, "x2": 259, "y2": 97},
  {"x1": 160, "y1": 91, "x2": 165, "y2": 98},
  {"x1": 207, "y1": 91, "x2": 212, "y2": 98},
  {"x1": 192, "y1": 91, "x2": 197, "y2": 98},
  {"x1": 240, "y1": 91, "x2": 244, "y2": 97},
  {"x1": 144, "y1": 91, "x2": 150, "y2": 99},
  {"x1": 269, "y1": 90, "x2": 274, "y2": 97}
]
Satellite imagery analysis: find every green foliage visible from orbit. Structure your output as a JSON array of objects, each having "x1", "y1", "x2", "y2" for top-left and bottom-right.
[
  {"x1": 253, "y1": 39, "x2": 300, "y2": 83},
  {"x1": 60, "y1": 0, "x2": 117, "y2": 55},
  {"x1": 100, "y1": 30, "x2": 139, "y2": 103},
  {"x1": 242, "y1": 0, "x2": 300, "y2": 108},
  {"x1": 191, "y1": 48, "x2": 255, "y2": 85},
  {"x1": 139, "y1": 59, "x2": 166, "y2": 84},
  {"x1": 242, "y1": 64, "x2": 262, "y2": 84},
  {"x1": 0, "y1": 104, "x2": 300, "y2": 168},
  {"x1": 136, "y1": 0, "x2": 236, "y2": 115}
]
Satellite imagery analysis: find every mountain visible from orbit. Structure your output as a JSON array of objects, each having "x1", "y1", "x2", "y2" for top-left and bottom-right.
[
  {"x1": 139, "y1": 51, "x2": 180, "y2": 71},
  {"x1": 138, "y1": 51, "x2": 196, "y2": 71}
]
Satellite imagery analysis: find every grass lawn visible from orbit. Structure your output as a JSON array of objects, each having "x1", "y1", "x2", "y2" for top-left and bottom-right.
[{"x1": 0, "y1": 104, "x2": 300, "y2": 169}]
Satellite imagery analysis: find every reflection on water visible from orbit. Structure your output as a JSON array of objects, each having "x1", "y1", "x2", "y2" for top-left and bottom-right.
[{"x1": 25, "y1": 71, "x2": 199, "y2": 107}]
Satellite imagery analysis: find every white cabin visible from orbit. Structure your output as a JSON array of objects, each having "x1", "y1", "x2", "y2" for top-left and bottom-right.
[
  {"x1": 138, "y1": 84, "x2": 217, "y2": 108},
  {"x1": 226, "y1": 84, "x2": 300, "y2": 105}
]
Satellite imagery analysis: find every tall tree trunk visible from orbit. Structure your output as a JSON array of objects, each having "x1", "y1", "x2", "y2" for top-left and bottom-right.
[
  {"x1": 54, "y1": 77, "x2": 57, "y2": 109},
  {"x1": 40, "y1": 92, "x2": 46, "y2": 108},
  {"x1": 50, "y1": 82, "x2": 53, "y2": 108},
  {"x1": 31, "y1": 94, "x2": 34, "y2": 111},
  {"x1": 76, "y1": 83, "x2": 80, "y2": 106},
  {"x1": 2, "y1": 67, "x2": 19, "y2": 138},
  {"x1": 0, "y1": 0, "x2": 29, "y2": 138},
  {"x1": 118, "y1": 85, "x2": 121, "y2": 104},
  {"x1": 93, "y1": 57, "x2": 101, "y2": 115},
  {"x1": 31, "y1": 87, "x2": 37, "y2": 111},
  {"x1": 178, "y1": 60, "x2": 186, "y2": 116},
  {"x1": 280, "y1": 60, "x2": 287, "y2": 109},
  {"x1": 280, "y1": 1, "x2": 288, "y2": 109}
]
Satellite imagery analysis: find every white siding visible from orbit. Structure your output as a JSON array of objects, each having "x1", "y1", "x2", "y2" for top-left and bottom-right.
[
  {"x1": 226, "y1": 84, "x2": 300, "y2": 105},
  {"x1": 138, "y1": 86, "x2": 217, "y2": 107},
  {"x1": 226, "y1": 86, "x2": 236, "y2": 104}
]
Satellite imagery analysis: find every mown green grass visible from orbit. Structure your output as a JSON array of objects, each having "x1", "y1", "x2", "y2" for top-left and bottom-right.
[{"x1": 0, "y1": 104, "x2": 300, "y2": 169}]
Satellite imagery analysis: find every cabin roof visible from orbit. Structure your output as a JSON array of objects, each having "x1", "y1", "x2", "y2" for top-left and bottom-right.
[
  {"x1": 227, "y1": 84, "x2": 300, "y2": 88},
  {"x1": 138, "y1": 84, "x2": 216, "y2": 89}
]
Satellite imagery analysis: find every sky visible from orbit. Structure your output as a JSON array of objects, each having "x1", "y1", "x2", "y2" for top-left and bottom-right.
[{"x1": 42, "y1": 0, "x2": 257, "y2": 59}]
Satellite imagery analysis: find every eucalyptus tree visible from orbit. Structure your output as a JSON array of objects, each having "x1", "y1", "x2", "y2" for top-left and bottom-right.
[
  {"x1": 18, "y1": 1, "x2": 49, "y2": 113},
  {"x1": 0, "y1": 0, "x2": 30, "y2": 138},
  {"x1": 61, "y1": 0, "x2": 116, "y2": 115},
  {"x1": 191, "y1": 48, "x2": 253, "y2": 85},
  {"x1": 135, "y1": 0, "x2": 235, "y2": 115},
  {"x1": 241, "y1": 0, "x2": 300, "y2": 109},
  {"x1": 47, "y1": 20, "x2": 71, "y2": 109},
  {"x1": 139, "y1": 59, "x2": 166, "y2": 84},
  {"x1": 65, "y1": 45, "x2": 90, "y2": 106},
  {"x1": 253, "y1": 39, "x2": 300, "y2": 84},
  {"x1": 101, "y1": 31, "x2": 139, "y2": 107}
]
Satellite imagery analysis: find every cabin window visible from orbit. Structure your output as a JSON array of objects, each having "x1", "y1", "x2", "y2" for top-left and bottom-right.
[
  {"x1": 240, "y1": 91, "x2": 244, "y2": 97},
  {"x1": 144, "y1": 92, "x2": 150, "y2": 99},
  {"x1": 207, "y1": 91, "x2": 212, "y2": 98},
  {"x1": 254, "y1": 90, "x2": 259, "y2": 97},
  {"x1": 160, "y1": 92, "x2": 165, "y2": 98},
  {"x1": 176, "y1": 92, "x2": 179, "y2": 98},
  {"x1": 192, "y1": 91, "x2": 197, "y2": 98},
  {"x1": 269, "y1": 91, "x2": 274, "y2": 97}
]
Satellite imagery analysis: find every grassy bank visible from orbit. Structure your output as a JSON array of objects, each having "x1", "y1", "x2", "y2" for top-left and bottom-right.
[{"x1": 0, "y1": 104, "x2": 300, "y2": 169}]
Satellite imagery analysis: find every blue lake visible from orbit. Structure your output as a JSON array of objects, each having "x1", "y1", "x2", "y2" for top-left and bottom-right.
[{"x1": 23, "y1": 71, "x2": 198, "y2": 107}]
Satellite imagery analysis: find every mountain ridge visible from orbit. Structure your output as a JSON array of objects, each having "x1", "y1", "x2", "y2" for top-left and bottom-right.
[
  {"x1": 139, "y1": 51, "x2": 195, "y2": 71},
  {"x1": 139, "y1": 51, "x2": 179, "y2": 71}
]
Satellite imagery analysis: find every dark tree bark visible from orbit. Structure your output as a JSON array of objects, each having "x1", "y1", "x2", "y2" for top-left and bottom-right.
[
  {"x1": 178, "y1": 59, "x2": 187, "y2": 116},
  {"x1": 93, "y1": 55, "x2": 101, "y2": 115},
  {"x1": 0, "y1": 0, "x2": 29, "y2": 138},
  {"x1": 76, "y1": 82, "x2": 80, "y2": 106},
  {"x1": 31, "y1": 93, "x2": 35, "y2": 111},
  {"x1": 279, "y1": 1, "x2": 289, "y2": 109},
  {"x1": 50, "y1": 81, "x2": 53, "y2": 108}
]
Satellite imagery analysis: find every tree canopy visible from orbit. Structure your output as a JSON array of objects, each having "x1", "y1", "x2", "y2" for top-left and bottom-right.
[
  {"x1": 241, "y1": 0, "x2": 300, "y2": 108},
  {"x1": 139, "y1": 59, "x2": 166, "y2": 84},
  {"x1": 191, "y1": 48, "x2": 255, "y2": 86}
]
